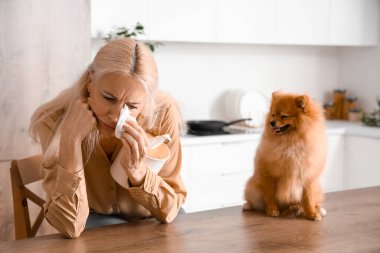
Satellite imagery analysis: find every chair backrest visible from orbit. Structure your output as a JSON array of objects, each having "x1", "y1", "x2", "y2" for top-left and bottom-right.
[{"x1": 10, "y1": 154, "x2": 44, "y2": 240}]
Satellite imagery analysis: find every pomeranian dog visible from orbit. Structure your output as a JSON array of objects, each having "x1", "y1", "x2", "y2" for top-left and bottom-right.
[{"x1": 243, "y1": 91, "x2": 327, "y2": 221}]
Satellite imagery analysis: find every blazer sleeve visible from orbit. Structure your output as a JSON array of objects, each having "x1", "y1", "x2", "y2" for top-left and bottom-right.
[
  {"x1": 37, "y1": 118, "x2": 89, "y2": 238},
  {"x1": 127, "y1": 100, "x2": 187, "y2": 223}
]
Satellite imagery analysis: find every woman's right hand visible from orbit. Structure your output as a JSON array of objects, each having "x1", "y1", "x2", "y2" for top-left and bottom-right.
[{"x1": 61, "y1": 99, "x2": 97, "y2": 142}]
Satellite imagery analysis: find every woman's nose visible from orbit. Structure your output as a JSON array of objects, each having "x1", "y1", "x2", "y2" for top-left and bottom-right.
[{"x1": 109, "y1": 104, "x2": 124, "y2": 122}]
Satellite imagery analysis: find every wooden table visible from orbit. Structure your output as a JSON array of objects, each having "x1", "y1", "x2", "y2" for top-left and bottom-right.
[{"x1": 1, "y1": 186, "x2": 380, "y2": 252}]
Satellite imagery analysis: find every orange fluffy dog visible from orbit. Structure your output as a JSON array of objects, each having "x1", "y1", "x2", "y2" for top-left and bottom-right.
[{"x1": 243, "y1": 91, "x2": 327, "y2": 221}]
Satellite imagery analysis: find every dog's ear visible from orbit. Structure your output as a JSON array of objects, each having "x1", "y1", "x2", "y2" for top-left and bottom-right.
[
  {"x1": 272, "y1": 91, "x2": 280, "y2": 100},
  {"x1": 295, "y1": 95, "x2": 310, "y2": 112}
]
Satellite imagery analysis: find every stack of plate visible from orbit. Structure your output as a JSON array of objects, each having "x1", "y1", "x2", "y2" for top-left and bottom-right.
[{"x1": 225, "y1": 90, "x2": 268, "y2": 128}]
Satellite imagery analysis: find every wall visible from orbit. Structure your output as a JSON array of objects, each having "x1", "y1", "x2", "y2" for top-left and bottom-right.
[
  {"x1": 338, "y1": 46, "x2": 380, "y2": 111},
  {"x1": 0, "y1": 0, "x2": 91, "y2": 242},
  {"x1": 93, "y1": 39, "x2": 339, "y2": 121},
  {"x1": 337, "y1": 3, "x2": 380, "y2": 112}
]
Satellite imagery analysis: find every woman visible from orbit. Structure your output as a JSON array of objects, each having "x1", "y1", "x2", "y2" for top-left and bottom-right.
[{"x1": 29, "y1": 38, "x2": 186, "y2": 238}]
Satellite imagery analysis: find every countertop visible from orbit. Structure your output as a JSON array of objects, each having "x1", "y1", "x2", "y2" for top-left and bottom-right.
[
  {"x1": 181, "y1": 120, "x2": 380, "y2": 146},
  {"x1": 1, "y1": 186, "x2": 379, "y2": 252},
  {"x1": 326, "y1": 120, "x2": 380, "y2": 138}
]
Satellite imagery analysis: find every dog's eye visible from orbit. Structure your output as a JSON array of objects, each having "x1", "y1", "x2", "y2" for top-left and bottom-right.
[
  {"x1": 272, "y1": 114, "x2": 275, "y2": 117},
  {"x1": 281, "y1": 115, "x2": 288, "y2": 120}
]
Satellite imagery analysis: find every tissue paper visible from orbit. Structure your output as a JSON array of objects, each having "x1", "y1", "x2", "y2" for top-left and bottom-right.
[{"x1": 115, "y1": 105, "x2": 136, "y2": 139}]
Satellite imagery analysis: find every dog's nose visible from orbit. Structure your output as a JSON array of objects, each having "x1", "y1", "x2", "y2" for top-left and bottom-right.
[{"x1": 270, "y1": 121, "x2": 276, "y2": 127}]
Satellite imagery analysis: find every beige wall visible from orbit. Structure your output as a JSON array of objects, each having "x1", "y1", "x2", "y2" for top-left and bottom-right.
[{"x1": 0, "y1": 0, "x2": 91, "y2": 241}]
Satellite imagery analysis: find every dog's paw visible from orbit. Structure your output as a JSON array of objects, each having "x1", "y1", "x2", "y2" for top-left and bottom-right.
[
  {"x1": 289, "y1": 204, "x2": 302, "y2": 217},
  {"x1": 318, "y1": 207, "x2": 327, "y2": 217},
  {"x1": 266, "y1": 207, "x2": 280, "y2": 217},
  {"x1": 313, "y1": 213, "x2": 322, "y2": 221},
  {"x1": 306, "y1": 212, "x2": 322, "y2": 221},
  {"x1": 282, "y1": 204, "x2": 302, "y2": 218},
  {"x1": 242, "y1": 202, "x2": 252, "y2": 211}
]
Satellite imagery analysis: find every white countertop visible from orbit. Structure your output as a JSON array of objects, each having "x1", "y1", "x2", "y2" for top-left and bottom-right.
[
  {"x1": 181, "y1": 120, "x2": 380, "y2": 146},
  {"x1": 326, "y1": 120, "x2": 380, "y2": 139}
]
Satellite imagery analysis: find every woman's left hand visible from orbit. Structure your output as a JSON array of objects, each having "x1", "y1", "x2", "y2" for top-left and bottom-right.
[{"x1": 119, "y1": 120, "x2": 149, "y2": 187}]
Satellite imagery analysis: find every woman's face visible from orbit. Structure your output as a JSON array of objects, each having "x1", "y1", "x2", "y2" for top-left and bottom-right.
[{"x1": 87, "y1": 72, "x2": 147, "y2": 137}]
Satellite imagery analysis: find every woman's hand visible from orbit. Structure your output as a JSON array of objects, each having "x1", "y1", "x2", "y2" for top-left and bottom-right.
[
  {"x1": 119, "y1": 120, "x2": 149, "y2": 187},
  {"x1": 59, "y1": 99, "x2": 97, "y2": 173},
  {"x1": 62, "y1": 99, "x2": 97, "y2": 142}
]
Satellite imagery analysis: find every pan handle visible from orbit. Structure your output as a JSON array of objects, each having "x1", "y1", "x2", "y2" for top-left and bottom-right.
[{"x1": 225, "y1": 118, "x2": 252, "y2": 126}]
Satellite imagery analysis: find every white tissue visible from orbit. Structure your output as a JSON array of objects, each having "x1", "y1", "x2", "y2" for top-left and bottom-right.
[{"x1": 115, "y1": 105, "x2": 136, "y2": 139}]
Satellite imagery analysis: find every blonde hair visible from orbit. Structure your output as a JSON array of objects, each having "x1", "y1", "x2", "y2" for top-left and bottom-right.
[{"x1": 30, "y1": 38, "x2": 158, "y2": 161}]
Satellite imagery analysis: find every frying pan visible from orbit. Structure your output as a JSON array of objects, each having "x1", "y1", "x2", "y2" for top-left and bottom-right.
[{"x1": 187, "y1": 118, "x2": 251, "y2": 135}]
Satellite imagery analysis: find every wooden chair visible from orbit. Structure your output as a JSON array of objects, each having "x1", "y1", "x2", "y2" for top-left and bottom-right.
[{"x1": 10, "y1": 154, "x2": 45, "y2": 239}]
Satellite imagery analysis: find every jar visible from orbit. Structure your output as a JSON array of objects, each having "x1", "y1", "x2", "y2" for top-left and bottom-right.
[
  {"x1": 323, "y1": 102, "x2": 335, "y2": 120},
  {"x1": 348, "y1": 108, "x2": 361, "y2": 122},
  {"x1": 343, "y1": 97, "x2": 358, "y2": 120},
  {"x1": 333, "y1": 89, "x2": 346, "y2": 119}
]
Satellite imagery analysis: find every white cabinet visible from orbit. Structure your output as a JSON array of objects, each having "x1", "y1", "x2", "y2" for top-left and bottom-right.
[
  {"x1": 276, "y1": 0, "x2": 330, "y2": 45},
  {"x1": 322, "y1": 133, "x2": 344, "y2": 192},
  {"x1": 91, "y1": 0, "x2": 149, "y2": 38},
  {"x1": 216, "y1": 0, "x2": 276, "y2": 44},
  {"x1": 181, "y1": 131, "x2": 346, "y2": 213},
  {"x1": 148, "y1": 0, "x2": 217, "y2": 42},
  {"x1": 181, "y1": 133, "x2": 346, "y2": 213},
  {"x1": 329, "y1": 0, "x2": 379, "y2": 46},
  {"x1": 344, "y1": 136, "x2": 380, "y2": 189},
  {"x1": 91, "y1": 0, "x2": 379, "y2": 46},
  {"x1": 274, "y1": 0, "x2": 379, "y2": 46},
  {"x1": 181, "y1": 124, "x2": 380, "y2": 213},
  {"x1": 181, "y1": 139, "x2": 259, "y2": 212}
]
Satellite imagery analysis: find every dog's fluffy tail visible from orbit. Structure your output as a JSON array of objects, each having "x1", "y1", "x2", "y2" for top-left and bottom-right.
[{"x1": 243, "y1": 176, "x2": 265, "y2": 211}]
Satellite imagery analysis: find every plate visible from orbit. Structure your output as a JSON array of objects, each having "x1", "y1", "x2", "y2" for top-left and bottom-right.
[
  {"x1": 238, "y1": 91, "x2": 268, "y2": 127},
  {"x1": 224, "y1": 90, "x2": 268, "y2": 127}
]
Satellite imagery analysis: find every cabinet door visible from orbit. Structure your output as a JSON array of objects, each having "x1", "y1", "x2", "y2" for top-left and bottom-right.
[
  {"x1": 276, "y1": 0, "x2": 330, "y2": 45},
  {"x1": 181, "y1": 141, "x2": 258, "y2": 212},
  {"x1": 91, "y1": 0, "x2": 150, "y2": 38},
  {"x1": 322, "y1": 134, "x2": 344, "y2": 192},
  {"x1": 345, "y1": 136, "x2": 380, "y2": 189},
  {"x1": 216, "y1": 0, "x2": 276, "y2": 44},
  {"x1": 91, "y1": 0, "x2": 379, "y2": 46},
  {"x1": 148, "y1": 0, "x2": 217, "y2": 42},
  {"x1": 184, "y1": 171, "x2": 253, "y2": 212},
  {"x1": 329, "y1": 0, "x2": 379, "y2": 45}
]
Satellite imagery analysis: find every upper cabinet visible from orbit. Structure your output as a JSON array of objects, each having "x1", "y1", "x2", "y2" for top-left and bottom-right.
[
  {"x1": 148, "y1": 0, "x2": 217, "y2": 42},
  {"x1": 329, "y1": 0, "x2": 379, "y2": 46},
  {"x1": 91, "y1": 0, "x2": 379, "y2": 46},
  {"x1": 276, "y1": 0, "x2": 330, "y2": 45},
  {"x1": 91, "y1": 0, "x2": 150, "y2": 39},
  {"x1": 216, "y1": 0, "x2": 276, "y2": 44}
]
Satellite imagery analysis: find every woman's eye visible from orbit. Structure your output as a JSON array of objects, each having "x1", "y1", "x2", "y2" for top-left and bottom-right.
[
  {"x1": 103, "y1": 96, "x2": 116, "y2": 102},
  {"x1": 127, "y1": 104, "x2": 137, "y2": 110}
]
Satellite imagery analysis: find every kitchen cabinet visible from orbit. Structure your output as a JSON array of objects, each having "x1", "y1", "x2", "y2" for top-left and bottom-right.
[
  {"x1": 276, "y1": 0, "x2": 330, "y2": 45},
  {"x1": 91, "y1": 0, "x2": 379, "y2": 46},
  {"x1": 181, "y1": 137, "x2": 259, "y2": 213},
  {"x1": 91, "y1": 0, "x2": 149, "y2": 38},
  {"x1": 181, "y1": 129, "x2": 347, "y2": 213},
  {"x1": 216, "y1": 0, "x2": 276, "y2": 44},
  {"x1": 329, "y1": 0, "x2": 379, "y2": 46},
  {"x1": 148, "y1": 0, "x2": 217, "y2": 42},
  {"x1": 344, "y1": 135, "x2": 380, "y2": 189},
  {"x1": 321, "y1": 133, "x2": 344, "y2": 192}
]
